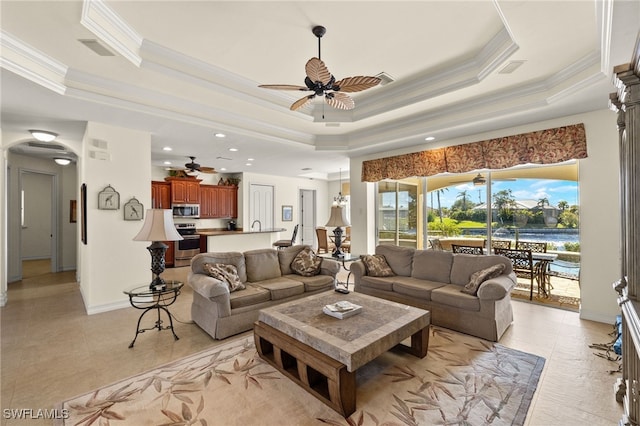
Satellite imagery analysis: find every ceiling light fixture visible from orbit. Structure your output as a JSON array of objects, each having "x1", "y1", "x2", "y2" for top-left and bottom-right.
[
  {"x1": 425, "y1": 136, "x2": 435, "y2": 141},
  {"x1": 215, "y1": 133, "x2": 226, "y2": 138},
  {"x1": 30, "y1": 130, "x2": 57, "y2": 142},
  {"x1": 229, "y1": 148, "x2": 238, "y2": 152},
  {"x1": 333, "y1": 168, "x2": 348, "y2": 206},
  {"x1": 162, "y1": 146, "x2": 172, "y2": 151},
  {"x1": 54, "y1": 158, "x2": 71, "y2": 166}
]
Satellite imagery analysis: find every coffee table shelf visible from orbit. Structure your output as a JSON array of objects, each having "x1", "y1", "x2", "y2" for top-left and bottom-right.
[{"x1": 253, "y1": 292, "x2": 430, "y2": 417}]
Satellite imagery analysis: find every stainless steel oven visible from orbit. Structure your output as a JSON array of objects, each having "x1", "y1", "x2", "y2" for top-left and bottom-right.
[{"x1": 175, "y1": 223, "x2": 201, "y2": 267}]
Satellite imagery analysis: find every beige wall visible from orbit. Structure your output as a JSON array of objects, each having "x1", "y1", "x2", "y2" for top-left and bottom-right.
[{"x1": 350, "y1": 109, "x2": 621, "y2": 324}]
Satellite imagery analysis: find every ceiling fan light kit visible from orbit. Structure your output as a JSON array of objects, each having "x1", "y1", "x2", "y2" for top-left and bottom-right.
[
  {"x1": 259, "y1": 25, "x2": 381, "y2": 111},
  {"x1": 170, "y1": 156, "x2": 217, "y2": 175}
]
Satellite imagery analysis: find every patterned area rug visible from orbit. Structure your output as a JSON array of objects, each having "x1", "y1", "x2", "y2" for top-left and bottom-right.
[
  {"x1": 511, "y1": 285, "x2": 580, "y2": 312},
  {"x1": 55, "y1": 327, "x2": 545, "y2": 426}
]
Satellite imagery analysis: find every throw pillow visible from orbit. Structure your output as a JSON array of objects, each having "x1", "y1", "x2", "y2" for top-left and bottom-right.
[
  {"x1": 203, "y1": 263, "x2": 245, "y2": 292},
  {"x1": 461, "y1": 263, "x2": 505, "y2": 296},
  {"x1": 361, "y1": 254, "x2": 395, "y2": 277},
  {"x1": 290, "y1": 247, "x2": 322, "y2": 277}
]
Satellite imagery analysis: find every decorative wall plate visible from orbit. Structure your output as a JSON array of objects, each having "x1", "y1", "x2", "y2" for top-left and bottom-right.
[
  {"x1": 123, "y1": 197, "x2": 144, "y2": 221},
  {"x1": 98, "y1": 184, "x2": 120, "y2": 210}
]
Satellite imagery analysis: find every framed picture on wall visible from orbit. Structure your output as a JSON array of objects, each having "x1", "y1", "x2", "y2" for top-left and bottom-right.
[
  {"x1": 98, "y1": 184, "x2": 120, "y2": 210},
  {"x1": 282, "y1": 205, "x2": 293, "y2": 221},
  {"x1": 123, "y1": 197, "x2": 144, "y2": 221}
]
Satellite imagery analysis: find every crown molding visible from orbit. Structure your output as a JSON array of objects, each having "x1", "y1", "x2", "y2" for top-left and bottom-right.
[
  {"x1": 81, "y1": 0, "x2": 143, "y2": 67},
  {"x1": 0, "y1": 30, "x2": 67, "y2": 94}
]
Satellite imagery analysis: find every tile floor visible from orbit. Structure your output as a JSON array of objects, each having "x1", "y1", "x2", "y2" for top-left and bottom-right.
[{"x1": 1, "y1": 261, "x2": 622, "y2": 425}]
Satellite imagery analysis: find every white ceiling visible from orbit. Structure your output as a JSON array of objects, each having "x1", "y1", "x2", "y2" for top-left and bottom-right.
[{"x1": 1, "y1": 0, "x2": 639, "y2": 180}]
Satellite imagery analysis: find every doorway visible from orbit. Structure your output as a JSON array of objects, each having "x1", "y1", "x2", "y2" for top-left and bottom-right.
[
  {"x1": 19, "y1": 170, "x2": 58, "y2": 277},
  {"x1": 299, "y1": 189, "x2": 316, "y2": 247}
]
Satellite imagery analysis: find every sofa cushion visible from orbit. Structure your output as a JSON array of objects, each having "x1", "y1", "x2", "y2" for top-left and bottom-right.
[
  {"x1": 461, "y1": 263, "x2": 506, "y2": 296},
  {"x1": 290, "y1": 247, "x2": 322, "y2": 276},
  {"x1": 431, "y1": 284, "x2": 481, "y2": 311},
  {"x1": 192, "y1": 252, "x2": 247, "y2": 283},
  {"x1": 278, "y1": 245, "x2": 308, "y2": 275},
  {"x1": 392, "y1": 277, "x2": 448, "y2": 301},
  {"x1": 283, "y1": 274, "x2": 334, "y2": 292},
  {"x1": 255, "y1": 278, "x2": 305, "y2": 300},
  {"x1": 375, "y1": 245, "x2": 414, "y2": 276},
  {"x1": 449, "y1": 254, "x2": 513, "y2": 286},
  {"x1": 411, "y1": 250, "x2": 454, "y2": 283},
  {"x1": 202, "y1": 263, "x2": 245, "y2": 292},
  {"x1": 244, "y1": 249, "x2": 282, "y2": 282},
  {"x1": 229, "y1": 284, "x2": 271, "y2": 309},
  {"x1": 361, "y1": 254, "x2": 395, "y2": 277},
  {"x1": 360, "y1": 275, "x2": 395, "y2": 291}
]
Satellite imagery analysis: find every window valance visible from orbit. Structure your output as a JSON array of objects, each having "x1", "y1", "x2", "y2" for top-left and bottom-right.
[{"x1": 361, "y1": 123, "x2": 587, "y2": 182}]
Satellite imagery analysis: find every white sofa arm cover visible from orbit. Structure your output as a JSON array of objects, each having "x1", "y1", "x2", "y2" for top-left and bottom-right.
[
  {"x1": 477, "y1": 273, "x2": 517, "y2": 300},
  {"x1": 188, "y1": 272, "x2": 230, "y2": 299}
]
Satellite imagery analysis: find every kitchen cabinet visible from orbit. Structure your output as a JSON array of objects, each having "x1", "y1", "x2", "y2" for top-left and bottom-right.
[
  {"x1": 151, "y1": 181, "x2": 171, "y2": 209},
  {"x1": 170, "y1": 178, "x2": 200, "y2": 204},
  {"x1": 164, "y1": 241, "x2": 175, "y2": 267},
  {"x1": 199, "y1": 185, "x2": 238, "y2": 218}
]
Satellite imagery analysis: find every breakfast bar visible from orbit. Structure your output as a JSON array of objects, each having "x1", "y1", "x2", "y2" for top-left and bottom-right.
[{"x1": 198, "y1": 228, "x2": 287, "y2": 252}]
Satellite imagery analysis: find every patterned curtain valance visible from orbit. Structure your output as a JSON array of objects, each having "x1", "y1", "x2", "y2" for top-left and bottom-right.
[{"x1": 361, "y1": 123, "x2": 587, "y2": 182}]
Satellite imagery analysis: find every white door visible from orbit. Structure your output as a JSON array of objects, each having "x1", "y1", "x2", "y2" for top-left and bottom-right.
[
  {"x1": 299, "y1": 189, "x2": 316, "y2": 247},
  {"x1": 249, "y1": 184, "x2": 274, "y2": 230}
]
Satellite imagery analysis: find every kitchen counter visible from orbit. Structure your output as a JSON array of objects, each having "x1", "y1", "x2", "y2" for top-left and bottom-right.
[
  {"x1": 197, "y1": 228, "x2": 290, "y2": 253},
  {"x1": 197, "y1": 228, "x2": 286, "y2": 236}
]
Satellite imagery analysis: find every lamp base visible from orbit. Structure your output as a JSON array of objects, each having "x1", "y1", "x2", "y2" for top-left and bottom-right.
[
  {"x1": 147, "y1": 241, "x2": 168, "y2": 289},
  {"x1": 331, "y1": 226, "x2": 344, "y2": 258}
]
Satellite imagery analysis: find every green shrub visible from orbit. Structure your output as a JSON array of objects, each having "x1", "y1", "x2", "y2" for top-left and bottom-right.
[{"x1": 564, "y1": 242, "x2": 581, "y2": 252}]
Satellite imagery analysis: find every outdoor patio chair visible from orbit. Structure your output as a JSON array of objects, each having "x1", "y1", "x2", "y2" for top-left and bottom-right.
[
  {"x1": 451, "y1": 244, "x2": 484, "y2": 255},
  {"x1": 495, "y1": 247, "x2": 535, "y2": 300}
]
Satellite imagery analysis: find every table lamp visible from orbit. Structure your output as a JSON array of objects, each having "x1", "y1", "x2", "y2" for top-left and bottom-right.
[
  {"x1": 133, "y1": 209, "x2": 183, "y2": 289},
  {"x1": 325, "y1": 205, "x2": 350, "y2": 258}
]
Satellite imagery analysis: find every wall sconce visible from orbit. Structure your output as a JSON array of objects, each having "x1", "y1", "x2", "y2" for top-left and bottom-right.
[{"x1": 29, "y1": 130, "x2": 58, "y2": 142}]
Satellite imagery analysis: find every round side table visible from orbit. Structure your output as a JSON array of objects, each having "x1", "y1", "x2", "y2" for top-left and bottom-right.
[{"x1": 124, "y1": 281, "x2": 183, "y2": 348}]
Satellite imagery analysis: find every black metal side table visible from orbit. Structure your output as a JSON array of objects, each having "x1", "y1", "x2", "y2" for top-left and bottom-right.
[
  {"x1": 124, "y1": 281, "x2": 183, "y2": 348},
  {"x1": 319, "y1": 253, "x2": 360, "y2": 293}
]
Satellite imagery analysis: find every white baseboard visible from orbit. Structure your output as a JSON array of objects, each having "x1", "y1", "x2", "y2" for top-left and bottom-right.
[
  {"x1": 579, "y1": 308, "x2": 618, "y2": 324},
  {"x1": 79, "y1": 286, "x2": 131, "y2": 315}
]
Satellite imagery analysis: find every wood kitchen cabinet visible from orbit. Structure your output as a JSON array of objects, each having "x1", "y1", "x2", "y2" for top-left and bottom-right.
[
  {"x1": 164, "y1": 241, "x2": 175, "y2": 267},
  {"x1": 199, "y1": 185, "x2": 238, "y2": 218},
  {"x1": 169, "y1": 178, "x2": 200, "y2": 204},
  {"x1": 151, "y1": 181, "x2": 171, "y2": 209}
]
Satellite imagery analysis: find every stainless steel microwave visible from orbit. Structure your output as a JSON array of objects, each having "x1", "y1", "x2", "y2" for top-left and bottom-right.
[{"x1": 172, "y1": 204, "x2": 199, "y2": 218}]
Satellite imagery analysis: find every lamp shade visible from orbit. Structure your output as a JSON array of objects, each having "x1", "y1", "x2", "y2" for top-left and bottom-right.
[
  {"x1": 325, "y1": 205, "x2": 350, "y2": 227},
  {"x1": 133, "y1": 209, "x2": 183, "y2": 242}
]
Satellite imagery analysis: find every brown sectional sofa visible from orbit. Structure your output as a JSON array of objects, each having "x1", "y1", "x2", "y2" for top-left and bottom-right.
[
  {"x1": 189, "y1": 245, "x2": 340, "y2": 339},
  {"x1": 351, "y1": 245, "x2": 517, "y2": 341}
]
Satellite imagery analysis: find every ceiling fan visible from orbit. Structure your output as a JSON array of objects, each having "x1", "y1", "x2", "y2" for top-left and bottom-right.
[
  {"x1": 449, "y1": 173, "x2": 516, "y2": 186},
  {"x1": 171, "y1": 156, "x2": 217, "y2": 175},
  {"x1": 259, "y1": 26, "x2": 381, "y2": 111}
]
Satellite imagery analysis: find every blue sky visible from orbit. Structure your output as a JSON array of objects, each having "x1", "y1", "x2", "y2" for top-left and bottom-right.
[{"x1": 433, "y1": 179, "x2": 579, "y2": 208}]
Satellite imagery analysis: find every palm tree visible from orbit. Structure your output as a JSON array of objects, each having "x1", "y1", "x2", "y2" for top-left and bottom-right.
[
  {"x1": 558, "y1": 200, "x2": 569, "y2": 211},
  {"x1": 436, "y1": 188, "x2": 448, "y2": 223},
  {"x1": 457, "y1": 190, "x2": 470, "y2": 211},
  {"x1": 537, "y1": 197, "x2": 549, "y2": 208}
]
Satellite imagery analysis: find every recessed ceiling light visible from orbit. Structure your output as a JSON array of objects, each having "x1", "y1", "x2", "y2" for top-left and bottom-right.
[
  {"x1": 229, "y1": 148, "x2": 238, "y2": 152},
  {"x1": 163, "y1": 161, "x2": 172, "y2": 165},
  {"x1": 30, "y1": 130, "x2": 57, "y2": 142},
  {"x1": 247, "y1": 158, "x2": 254, "y2": 161},
  {"x1": 54, "y1": 158, "x2": 71, "y2": 166},
  {"x1": 245, "y1": 163, "x2": 252, "y2": 166},
  {"x1": 215, "y1": 133, "x2": 226, "y2": 138},
  {"x1": 220, "y1": 167, "x2": 227, "y2": 171},
  {"x1": 163, "y1": 146, "x2": 172, "y2": 151},
  {"x1": 425, "y1": 136, "x2": 435, "y2": 141}
]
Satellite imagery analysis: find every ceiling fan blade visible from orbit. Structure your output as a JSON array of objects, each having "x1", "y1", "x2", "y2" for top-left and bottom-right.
[
  {"x1": 290, "y1": 94, "x2": 315, "y2": 111},
  {"x1": 198, "y1": 167, "x2": 217, "y2": 174},
  {"x1": 334, "y1": 76, "x2": 381, "y2": 93},
  {"x1": 259, "y1": 84, "x2": 309, "y2": 91},
  {"x1": 305, "y1": 57, "x2": 331, "y2": 86},
  {"x1": 325, "y1": 92, "x2": 354, "y2": 110}
]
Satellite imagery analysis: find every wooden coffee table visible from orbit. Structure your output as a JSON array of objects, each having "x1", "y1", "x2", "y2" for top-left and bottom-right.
[{"x1": 254, "y1": 292, "x2": 430, "y2": 417}]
